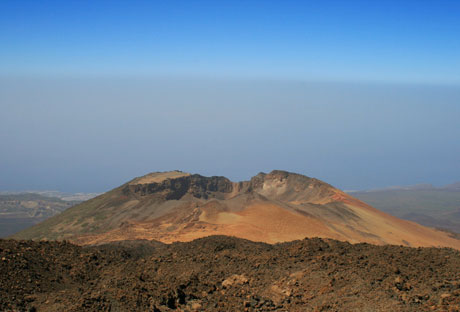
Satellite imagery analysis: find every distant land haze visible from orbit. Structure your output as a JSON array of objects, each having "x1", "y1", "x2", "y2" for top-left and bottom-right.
[
  {"x1": 12, "y1": 170, "x2": 460, "y2": 250},
  {"x1": 0, "y1": 191, "x2": 101, "y2": 202},
  {"x1": 350, "y1": 182, "x2": 460, "y2": 234},
  {"x1": 0, "y1": 192, "x2": 99, "y2": 237}
]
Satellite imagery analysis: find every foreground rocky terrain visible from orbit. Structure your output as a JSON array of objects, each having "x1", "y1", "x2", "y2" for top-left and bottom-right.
[{"x1": 1, "y1": 236, "x2": 459, "y2": 311}]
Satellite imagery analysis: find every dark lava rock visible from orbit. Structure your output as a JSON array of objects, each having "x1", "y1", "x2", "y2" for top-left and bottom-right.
[{"x1": 1, "y1": 236, "x2": 460, "y2": 311}]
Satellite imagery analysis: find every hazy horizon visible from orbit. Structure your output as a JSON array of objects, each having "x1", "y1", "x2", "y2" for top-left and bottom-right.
[
  {"x1": 1, "y1": 76, "x2": 459, "y2": 193},
  {"x1": 1, "y1": 1, "x2": 459, "y2": 193}
]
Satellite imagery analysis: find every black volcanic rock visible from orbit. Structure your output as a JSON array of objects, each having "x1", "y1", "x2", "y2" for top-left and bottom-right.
[
  {"x1": 1, "y1": 236, "x2": 460, "y2": 311},
  {"x1": 124, "y1": 174, "x2": 235, "y2": 200},
  {"x1": 124, "y1": 170, "x2": 323, "y2": 201}
]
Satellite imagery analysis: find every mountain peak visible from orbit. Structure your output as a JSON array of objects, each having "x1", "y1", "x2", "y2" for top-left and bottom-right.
[
  {"x1": 13, "y1": 170, "x2": 460, "y2": 250},
  {"x1": 130, "y1": 170, "x2": 191, "y2": 185},
  {"x1": 126, "y1": 171, "x2": 235, "y2": 201}
]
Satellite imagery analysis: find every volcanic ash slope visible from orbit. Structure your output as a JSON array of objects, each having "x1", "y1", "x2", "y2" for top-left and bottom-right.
[{"x1": 13, "y1": 170, "x2": 460, "y2": 249}]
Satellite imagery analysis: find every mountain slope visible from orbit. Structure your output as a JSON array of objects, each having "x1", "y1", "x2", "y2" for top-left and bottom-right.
[{"x1": 13, "y1": 170, "x2": 460, "y2": 249}]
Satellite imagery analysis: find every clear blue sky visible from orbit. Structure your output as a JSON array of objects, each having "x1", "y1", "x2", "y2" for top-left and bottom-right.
[
  {"x1": 0, "y1": 1, "x2": 459, "y2": 192},
  {"x1": 2, "y1": 0, "x2": 460, "y2": 83}
]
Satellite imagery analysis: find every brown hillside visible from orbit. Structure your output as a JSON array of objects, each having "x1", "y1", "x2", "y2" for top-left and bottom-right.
[{"x1": 12, "y1": 170, "x2": 460, "y2": 249}]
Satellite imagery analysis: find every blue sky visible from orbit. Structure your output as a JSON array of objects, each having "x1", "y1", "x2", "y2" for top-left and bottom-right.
[
  {"x1": 2, "y1": 0, "x2": 460, "y2": 83},
  {"x1": 0, "y1": 1, "x2": 459, "y2": 192}
]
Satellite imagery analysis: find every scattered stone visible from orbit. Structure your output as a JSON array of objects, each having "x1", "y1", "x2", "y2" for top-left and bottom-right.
[{"x1": 222, "y1": 274, "x2": 249, "y2": 288}]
